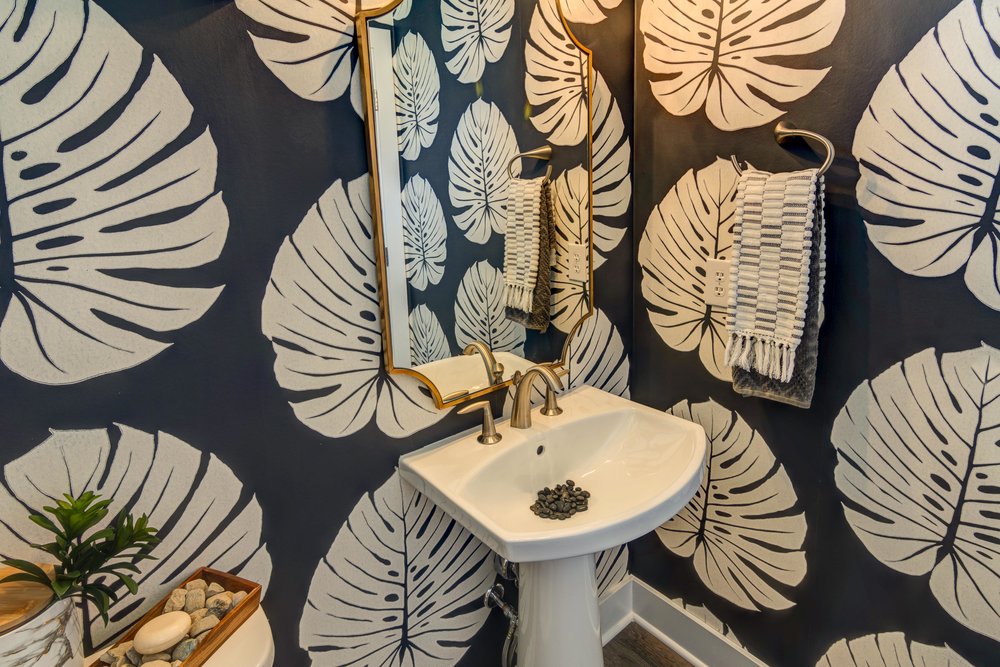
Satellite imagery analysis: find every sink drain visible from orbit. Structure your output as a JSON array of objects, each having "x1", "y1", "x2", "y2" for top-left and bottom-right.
[{"x1": 530, "y1": 480, "x2": 590, "y2": 520}]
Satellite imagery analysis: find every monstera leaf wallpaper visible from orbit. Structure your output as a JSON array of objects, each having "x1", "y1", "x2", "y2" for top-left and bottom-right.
[
  {"x1": 631, "y1": 0, "x2": 1000, "y2": 665},
  {"x1": 1, "y1": 1, "x2": 635, "y2": 666}
]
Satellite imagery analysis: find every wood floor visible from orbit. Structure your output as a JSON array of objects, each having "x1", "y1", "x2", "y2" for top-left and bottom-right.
[{"x1": 603, "y1": 623, "x2": 693, "y2": 667}]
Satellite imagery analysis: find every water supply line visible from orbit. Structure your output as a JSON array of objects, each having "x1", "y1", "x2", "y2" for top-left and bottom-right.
[{"x1": 483, "y1": 583, "x2": 518, "y2": 667}]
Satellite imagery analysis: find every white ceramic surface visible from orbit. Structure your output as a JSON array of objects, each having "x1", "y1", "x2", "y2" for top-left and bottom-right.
[
  {"x1": 415, "y1": 352, "x2": 534, "y2": 398},
  {"x1": 86, "y1": 608, "x2": 273, "y2": 667},
  {"x1": 399, "y1": 385, "x2": 708, "y2": 563},
  {"x1": 0, "y1": 597, "x2": 83, "y2": 667}
]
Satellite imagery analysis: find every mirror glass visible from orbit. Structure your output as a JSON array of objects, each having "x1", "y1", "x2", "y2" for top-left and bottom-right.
[{"x1": 360, "y1": 0, "x2": 593, "y2": 405}]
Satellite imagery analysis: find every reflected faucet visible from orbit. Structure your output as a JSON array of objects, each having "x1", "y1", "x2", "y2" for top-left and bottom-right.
[
  {"x1": 510, "y1": 365, "x2": 564, "y2": 429},
  {"x1": 464, "y1": 342, "x2": 505, "y2": 385}
]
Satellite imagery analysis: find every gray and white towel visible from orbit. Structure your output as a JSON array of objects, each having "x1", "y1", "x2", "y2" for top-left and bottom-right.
[
  {"x1": 725, "y1": 169, "x2": 826, "y2": 406},
  {"x1": 505, "y1": 176, "x2": 554, "y2": 332}
]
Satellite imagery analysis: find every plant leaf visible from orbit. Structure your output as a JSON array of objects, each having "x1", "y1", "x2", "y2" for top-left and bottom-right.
[
  {"x1": 409, "y1": 305, "x2": 451, "y2": 367},
  {"x1": 817, "y1": 632, "x2": 974, "y2": 667},
  {"x1": 262, "y1": 175, "x2": 446, "y2": 439},
  {"x1": 402, "y1": 176, "x2": 448, "y2": 292},
  {"x1": 0, "y1": 425, "x2": 272, "y2": 650},
  {"x1": 234, "y1": 0, "x2": 383, "y2": 102},
  {"x1": 551, "y1": 167, "x2": 592, "y2": 333},
  {"x1": 395, "y1": 32, "x2": 440, "y2": 161},
  {"x1": 853, "y1": 0, "x2": 1000, "y2": 311},
  {"x1": 659, "y1": 398, "x2": 807, "y2": 611},
  {"x1": 0, "y1": 0, "x2": 229, "y2": 385},
  {"x1": 299, "y1": 472, "x2": 495, "y2": 665},
  {"x1": 525, "y1": 0, "x2": 589, "y2": 146},
  {"x1": 441, "y1": 0, "x2": 514, "y2": 84},
  {"x1": 638, "y1": 157, "x2": 747, "y2": 381},
  {"x1": 832, "y1": 343, "x2": 1000, "y2": 642},
  {"x1": 454, "y1": 260, "x2": 526, "y2": 355},
  {"x1": 567, "y1": 309, "x2": 629, "y2": 398},
  {"x1": 448, "y1": 99, "x2": 520, "y2": 244},
  {"x1": 639, "y1": 0, "x2": 845, "y2": 130},
  {"x1": 592, "y1": 72, "x2": 630, "y2": 258},
  {"x1": 561, "y1": 0, "x2": 622, "y2": 24}
]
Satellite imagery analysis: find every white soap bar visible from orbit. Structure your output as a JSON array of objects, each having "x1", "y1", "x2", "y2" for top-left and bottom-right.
[{"x1": 133, "y1": 611, "x2": 192, "y2": 655}]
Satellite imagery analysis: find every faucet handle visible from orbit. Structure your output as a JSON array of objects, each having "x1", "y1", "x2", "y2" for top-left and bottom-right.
[
  {"x1": 458, "y1": 401, "x2": 502, "y2": 445},
  {"x1": 541, "y1": 385, "x2": 563, "y2": 416}
]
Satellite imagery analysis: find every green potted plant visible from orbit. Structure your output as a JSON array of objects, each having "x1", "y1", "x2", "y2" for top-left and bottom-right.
[{"x1": 0, "y1": 491, "x2": 159, "y2": 667}]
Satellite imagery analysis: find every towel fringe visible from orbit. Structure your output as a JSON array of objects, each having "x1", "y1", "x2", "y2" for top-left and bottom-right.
[{"x1": 725, "y1": 333, "x2": 798, "y2": 382}]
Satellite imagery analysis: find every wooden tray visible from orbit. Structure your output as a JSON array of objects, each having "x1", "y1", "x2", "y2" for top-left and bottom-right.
[{"x1": 88, "y1": 568, "x2": 261, "y2": 667}]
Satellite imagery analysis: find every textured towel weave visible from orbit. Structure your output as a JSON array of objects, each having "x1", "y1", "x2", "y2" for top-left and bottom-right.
[
  {"x1": 504, "y1": 176, "x2": 547, "y2": 312},
  {"x1": 725, "y1": 169, "x2": 824, "y2": 383},
  {"x1": 732, "y1": 179, "x2": 826, "y2": 408}
]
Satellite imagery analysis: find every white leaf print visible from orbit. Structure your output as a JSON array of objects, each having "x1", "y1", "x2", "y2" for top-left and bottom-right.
[
  {"x1": 0, "y1": 598, "x2": 82, "y2": 667},
  {"x1": 592, "y1": 72, "x2": 630, "y2": 258},
  {"x1": 448, "y1": 99, "x2": 520, "y2": 244},
  {"x1": 299, "y1": 472, "x2": 495, "y2": 666},
  {"x1": 817, "y1": 633, "x2": 973, "y2": 667},
  {"x1": 235, "y1": 0, "x2": 382, "y2": 102},
  {"x1": 832, "y1": 344, "x2": 1000, "y2": 642},
  {"x1": 409, "y1": 304, "x2": 450, "y2": 366},
  {"x1": 668, "y1": 598, "x2": 742, "y2": 648},
  {"x1": 551, "y1": 167, "x2": 591, "y2": 333},
  {"x1": 561, "y1": 0, "x2": 623, "y2": 25},
  {"x1": 639, "y1": 0, "x2": 845, "y2": 131},
  {"x1": 0, "y1": 425, "x2": 272, "y2": 650},
  {"x1": 525, "y1": 0, "x2": 590, "y2": 146},
  {"x1": 454, "y1": 260, "x2": 525, "y2": 354},
  {"x1": 853, "y1": 0, "x2": 1000, "y2": 311},
  {"x1": 659, "y1": 399, "x2": 807, "y2": 611},
  {"x1": 638, "y1": 157, "x2": 745, "y2": 381},
  {"x1": 0, "y1": 0, "x2": 229, "y2": 385},
  {"x1": 403, "y1": 176, "x2": 448, "y2": 291},
  {"x1": 596, "y1": 545, "x2": 629, "y2": 598},
  {"x1": 395, "y1": 32, "x2": 440, "y2": 162},
  {"x1": 262, "y1": 176, "x2": 446, "y2": 439},
  {"x1": 441, "y1": 0, "x2": 514, "y2": 84},
  {"x1": 567, "y1": 309, "x2": 629, "y2": 398}
]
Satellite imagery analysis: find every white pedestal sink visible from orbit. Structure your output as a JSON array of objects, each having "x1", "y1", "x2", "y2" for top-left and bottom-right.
[{"x1": 399, "y1": 386, "x2": 707, "y2": 667}]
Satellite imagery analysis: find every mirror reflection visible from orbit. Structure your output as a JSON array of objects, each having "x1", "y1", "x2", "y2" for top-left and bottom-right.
[{"x1": 361, "y1": 0, "x2": 593, "y2": 405}]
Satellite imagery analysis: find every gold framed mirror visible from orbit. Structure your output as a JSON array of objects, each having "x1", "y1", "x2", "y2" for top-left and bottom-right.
[{"x1": 356, "y1": 0, "x2": 594, "y2": 408}]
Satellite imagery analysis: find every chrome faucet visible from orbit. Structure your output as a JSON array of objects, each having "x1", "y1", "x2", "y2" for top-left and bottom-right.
[
  {"x1": 510, "y1": 365, "x2": 564, "y2": 429},
  {"x1": 464, "y1": 342, "x2": 505, "y2": 385}
]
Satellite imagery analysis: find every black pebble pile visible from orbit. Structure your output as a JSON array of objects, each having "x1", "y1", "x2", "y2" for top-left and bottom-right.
[{"x1": 530, "y1": 480, "x2": 590, "y2": 520}]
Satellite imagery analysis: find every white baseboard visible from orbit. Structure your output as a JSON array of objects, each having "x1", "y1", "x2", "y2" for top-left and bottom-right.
[{"x1": 599, "y1": 576, "x2": 767, "y2": 667}]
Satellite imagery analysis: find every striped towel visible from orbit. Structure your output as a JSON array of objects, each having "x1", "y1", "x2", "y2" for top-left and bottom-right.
[
  {"x1": 725, "y1": 169, "x2": 825, "y2": 384},
  {"x1": 504, "y1": 176, "x2": 551, "y2": 314}
]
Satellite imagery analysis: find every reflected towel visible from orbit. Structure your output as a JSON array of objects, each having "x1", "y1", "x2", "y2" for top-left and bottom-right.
[{"x1": 505, "y1": 176, "x2": 554, "y2": 332}]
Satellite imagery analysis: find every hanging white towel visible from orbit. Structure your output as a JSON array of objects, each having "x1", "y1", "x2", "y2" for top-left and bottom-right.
[
  {"x1": 725, "y1": 169, "x2": 824, "y2": 383},
  {"x1": 504, "y1": 176, "x2": 547, "y2": 312}
]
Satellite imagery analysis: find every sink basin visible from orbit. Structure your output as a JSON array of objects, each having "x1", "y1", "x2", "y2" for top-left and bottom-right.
[
  {"x1": 398, "y1": 385, "x2": 707, "y2": 667},
  {"x1": 399, "y1": 385, "x2": 707, "y2": 563}
]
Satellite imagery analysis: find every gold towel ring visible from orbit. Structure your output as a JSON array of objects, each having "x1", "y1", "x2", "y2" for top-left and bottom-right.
[
  {"x1": 774, "y1": 121, "x2": 836, "y2": 175},
  {"x1": 508, "y1": 146, "x2": 554, "y2": 179}
]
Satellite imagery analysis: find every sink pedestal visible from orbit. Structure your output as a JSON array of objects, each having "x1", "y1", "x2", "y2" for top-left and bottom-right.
[{"x1": 518, "y1": 553, "x2": 602, "y2": 667}]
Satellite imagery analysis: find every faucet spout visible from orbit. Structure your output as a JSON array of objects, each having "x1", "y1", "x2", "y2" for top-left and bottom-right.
[
  {"x1": 510, "y1": 365, "x2": 564, "y2": 429},
  {"x1": 464, "y1": 342, "x2": 505, "y2": 385}
]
